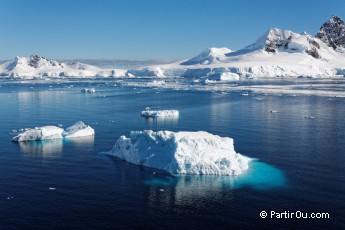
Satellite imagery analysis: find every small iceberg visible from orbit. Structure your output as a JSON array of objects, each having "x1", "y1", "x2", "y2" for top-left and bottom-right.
[
  {"x1": 141, "y1": 107, "x2": 179, "y2": 118},
  {"x1": 62, "y1": 121, "x2": 95, "y2": 138},
  {"x1": 81, "y1": 88, "x2": 96, "y2": 93},
  {"x1": 304, "y1": 116, "x2": 315, "y2": 119},
  {"x1": 107, "y1": 130, "x2": 251, "y2": 175},
  {"x1": 12, "y1": 126, "x2": 64, "y2": 142},
  {"x1": 12, "y1": 121, "x2": 94, "y2": 142}
]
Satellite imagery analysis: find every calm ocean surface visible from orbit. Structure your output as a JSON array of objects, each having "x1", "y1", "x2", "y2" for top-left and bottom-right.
[{"x1": 0, "y1": 79, "x2": 344, "y2": 229}]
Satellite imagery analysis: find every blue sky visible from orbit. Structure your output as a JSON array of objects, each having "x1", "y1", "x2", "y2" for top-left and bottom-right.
[{"x1": 0, "y1": 0, "x2": 344, "y2": 60}]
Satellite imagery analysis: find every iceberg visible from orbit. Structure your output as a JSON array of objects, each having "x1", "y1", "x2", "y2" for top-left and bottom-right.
[
  {"x1": 141, "y1": 107, "x2": 179, "y2": 118},
  {"x1": 62, "y1": 121, "x2": 95, "y2": 138},
  {"x1": 12, "y1": 126, "x2": 64, "y2": 142},
  {"x1": 81, "y1": 88, "x2": 96, "y2": 93},
  {"x1": 107, "y1": 130, "x2": 251, "y2": 175},
  {"x1": 207, "y1": 72, "x2": 240, "y2": 81},
  {"x1": 12, "y1": 121, "x2": 94, "y2": 142}
]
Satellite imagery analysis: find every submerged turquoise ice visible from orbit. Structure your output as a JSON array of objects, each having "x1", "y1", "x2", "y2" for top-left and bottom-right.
[{"x1": 144, "y1": 160, "x2": 286, "y2": 191}]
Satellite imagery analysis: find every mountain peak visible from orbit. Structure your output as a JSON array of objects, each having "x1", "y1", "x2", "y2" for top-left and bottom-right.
[
  {"x1": 316, "y1": 15, "x2": 345, "y2": 50},
  {"x1": 181, "y1": 47, "x2": 232, "y2": 65},
  {"x1": 329, "y1": 15, "x2": 343, "y2": 24}
]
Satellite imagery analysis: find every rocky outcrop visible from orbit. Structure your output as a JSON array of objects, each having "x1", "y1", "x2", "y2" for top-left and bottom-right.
[
  {"x1": 28, "y1": 54, "x2": 64, "y2": 68},
  {"x1": 316, "y1": 15, "x2": 345, "y2": 50}
]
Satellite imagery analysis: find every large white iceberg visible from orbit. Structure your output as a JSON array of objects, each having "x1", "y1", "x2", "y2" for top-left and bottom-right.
[
  {"x1": 62, "y1": 121, "x2": 95, "y2": 138},
  {"x1": 141, "y1": 108, "x2": 179, "y2": 118},
  {"x1": 12, "y1": 126, "x2": 64, "y2": 142},
  {"x1": 107, "y1": 130, "x2": 251, "y2": 175}
]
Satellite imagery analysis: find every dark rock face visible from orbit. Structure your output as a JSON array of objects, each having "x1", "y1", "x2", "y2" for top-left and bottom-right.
[
  {"x1": 316, "y1": 15, "x2": 345, "y2": 50},
  {"x1": 28, "y1": 54, "x2": 63, "y2": 68},
  {"x1": 306, "y1": 47, "x2": 320, "y2": 59}
]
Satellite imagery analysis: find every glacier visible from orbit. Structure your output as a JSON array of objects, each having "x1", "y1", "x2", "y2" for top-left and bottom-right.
[{"x1": 107, "y1": 130, "x2": 251, "y2": 175}]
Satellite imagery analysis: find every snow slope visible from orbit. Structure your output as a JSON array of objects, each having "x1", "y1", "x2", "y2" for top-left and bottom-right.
[
  {"x1": 181, "y1": 47, "x2": 232, "y2": 65},
  {"x1": 107, "y1": 130, "x2": 251, "y2": 175}
]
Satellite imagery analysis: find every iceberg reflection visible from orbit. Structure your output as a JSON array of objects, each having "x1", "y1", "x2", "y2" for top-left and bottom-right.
[
  {"x1": 18, "y1": 140, "x2": 63, "y2": 158},
  {"x1": 65, "y1": 135, "x2": 95, "y2": 148},
  {"x1": 108, "y1": 156, "x2": 287, "y2": 209},
  {"x1": 143, "y1": 116, "x2": 179, "y2": 126}
]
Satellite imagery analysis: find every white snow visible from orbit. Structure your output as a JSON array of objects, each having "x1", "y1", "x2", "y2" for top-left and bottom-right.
[
  {"x1": 140, "y1": 108, "x2": 179, "y2": 118},
  {"x1": 181, "y1": 47, "x2": 232, "y2": 65},
  {"x1": 12, "y1": 126, "x2": 64, "y2": 142},
  {"x1": 107, "y1": 130, "x2": 251, "y2": 175},
  {"x1": 62, "y1": 121, "x2": 95, "y2": 138}
]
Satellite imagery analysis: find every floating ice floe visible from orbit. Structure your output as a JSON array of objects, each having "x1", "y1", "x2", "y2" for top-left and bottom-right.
[
  {"x1": 12, "y1": 126, "x2": 64, "y2": 142},
  {"x1": 81, "y1": 88, "x2": 96, "y2": 93},
  {"x1": 141, "y1": 107, "x2": 179, "y2": 118},
  {"x1": 62, "y1": 121, "x2": 95, "y2": 138},
  {"x1": 304, "y1": 116, "x2": 315, "y2": 119},
  {"x1": 12, "y1": 121, "x2": 94, "y2": 142},
  {"x1": 107, "y1": 130, "x2": 251, "y2": 175}
]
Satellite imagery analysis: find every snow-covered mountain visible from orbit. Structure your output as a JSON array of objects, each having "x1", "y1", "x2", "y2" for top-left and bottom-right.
[
  {"x1": 1, "y1": 15, "x2": 344, "y2": 79},
  {"x1": 0, "y1": 54, "x2": 126, "y2": 78},
  {"x1": 128, "y1": 15, "x2": 345, "y2": 79}
]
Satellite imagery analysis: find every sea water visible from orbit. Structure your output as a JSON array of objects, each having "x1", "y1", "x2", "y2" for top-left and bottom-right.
[{"x1": 0, "y1": 79, "x2": 344, "y2": 229}]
